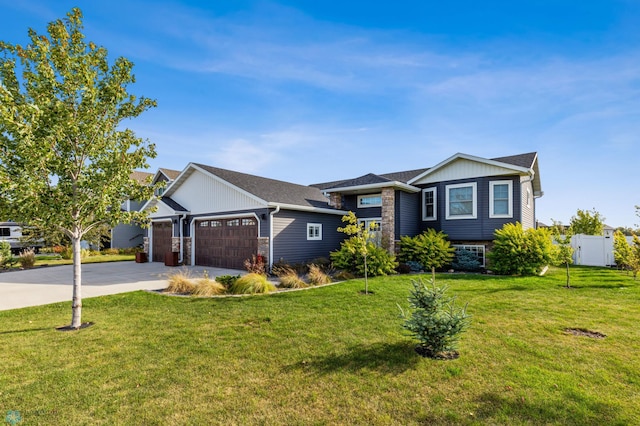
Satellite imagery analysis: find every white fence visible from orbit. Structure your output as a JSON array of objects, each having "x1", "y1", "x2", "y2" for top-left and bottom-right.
[{"x1": 569, "y1": 234, "x2": 634, "y2": 267}]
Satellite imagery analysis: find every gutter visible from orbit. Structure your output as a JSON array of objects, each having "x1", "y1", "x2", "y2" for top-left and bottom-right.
[
  {"x1": 178, "y1": 213, "x2": 187, "y2": 264},
  {"x1": 269, "y1": 205, "x2": 280, "y2": 270}
]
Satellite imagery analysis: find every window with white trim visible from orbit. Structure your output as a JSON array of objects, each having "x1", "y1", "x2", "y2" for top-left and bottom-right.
[
  {"x1": 489, "y1": 180, "x2": 513, "y2": 218},
  {"x1": 307, "y1": 223, "x2": 322, "y2": 240},
  {"x1": 358, "y1": 218, "x2": 382, "y2": 246},
  {"x1": 526, "y1": 188, "x2": 532, "y2": 209},
  {"x1": 446, "y1": 182, "x2": 477, "y2": 219},
  {"x1": 422, "y1": 187, "x2": 437, "y2": 221},
  {"x1": 452, "y1": 244, "x2": 486, "y2": 267},
  {"x1": 357, "y1": 194, "x2": 382, "y2": 208}
]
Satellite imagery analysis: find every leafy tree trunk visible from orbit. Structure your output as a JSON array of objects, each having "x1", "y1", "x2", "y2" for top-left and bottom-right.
[
  {"x1": 565, "y1": 262, "x2": 570, "y2": 288},
  {"x1": 364, "y1": 253, "x2": 368, "y2": 294},
  {"x1": 431, "y1": 266, "x2": 436, "y2": 283},
  {"x1": 71, "y1": 236, "x2": 83, "y2": 328}
]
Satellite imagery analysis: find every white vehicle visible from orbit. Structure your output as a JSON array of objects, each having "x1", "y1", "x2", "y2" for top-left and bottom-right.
[{"x1": 0, "y1": 221, "x2": 43, "y2": 254}]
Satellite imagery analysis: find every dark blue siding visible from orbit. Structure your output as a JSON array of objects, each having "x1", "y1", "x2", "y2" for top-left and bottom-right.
[
  {"x1": 418, "y1": 176, "x2": 521, "y2": 241},
  {"x1": 396, "y1": 191, "x2": 421, "y2": 238},
  {"x1": 343, "y1": 194, "x2": 382, "y2": 219},
  {"x1": 272, "y1": 210, "x2": 345, "y2": 264}
]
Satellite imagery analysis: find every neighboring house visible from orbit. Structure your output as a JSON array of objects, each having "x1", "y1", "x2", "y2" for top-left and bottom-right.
[
  {"x1": 110, "y1": 168, "x2": 181, "y2": 249},
  {"x1": 141, "y1": 152, "x2": 542, "y2": 269},
  {"x1": 313, "y1": 152, "x2": 542, "y2": 267},
  {"x1": 141, "y1": 163, "x2": 348, "y2": 269},
  {"x1": 0, "y1": 221, "x2": 43, "y2": 254}
]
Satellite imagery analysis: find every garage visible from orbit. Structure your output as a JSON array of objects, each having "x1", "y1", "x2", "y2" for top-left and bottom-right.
[
  {"x1": 195, "y1": 217, "x2": 258, "y2": 269},
  {"x1": 152, "y1": 221, "x2": 173, "y2": 262}
]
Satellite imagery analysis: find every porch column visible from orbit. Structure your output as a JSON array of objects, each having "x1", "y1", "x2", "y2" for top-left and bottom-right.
[{"x1": 381, "y1": 187, "x2": 395, "y2": 254}]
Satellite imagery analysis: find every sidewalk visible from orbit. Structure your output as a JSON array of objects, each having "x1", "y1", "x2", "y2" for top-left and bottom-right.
[{"x1": 0, "y1": 261, "x2": 242, "y2": 311}]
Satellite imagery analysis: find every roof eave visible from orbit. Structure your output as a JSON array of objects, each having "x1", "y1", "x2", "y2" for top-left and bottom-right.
[
  {"x1": 268, "y1": 202, "x2": 349, "y2": 215},
  {"x1": 322, "y1": 181, "x2": 420, "y2": 194}
]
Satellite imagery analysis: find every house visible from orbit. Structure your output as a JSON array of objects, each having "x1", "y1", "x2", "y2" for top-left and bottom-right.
[
  {"x1": 142, "y1": 163, "x2": 349, "y2": 269},
  {"x1": 109, "y1": 168, "x2": 181, "y2": 249},
  {"x1": 141, "y1": 152, "x2": 542, "y2": 269},
  {"x1": 313, "y1": 152, "x2": 542, "y2": 267}
]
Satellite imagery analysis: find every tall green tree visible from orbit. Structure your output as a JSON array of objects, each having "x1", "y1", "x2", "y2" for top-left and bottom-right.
[
  {"x1": 0, "y1": 9, "x2": 158, "y2": 328},
  {"x1": 569, "y1": 208, "x2": 605, "y2": 235},
  {"x1": 398, "y1": 229, "x2": 455, "y2": 283},
  {"x1": 613, "y1": 230, "x2": 633, "y2": 273}
]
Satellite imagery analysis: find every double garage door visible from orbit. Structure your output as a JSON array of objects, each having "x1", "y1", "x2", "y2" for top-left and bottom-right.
[{"x1": 195, "y1": 217, "x2": 258, "y2": 269}]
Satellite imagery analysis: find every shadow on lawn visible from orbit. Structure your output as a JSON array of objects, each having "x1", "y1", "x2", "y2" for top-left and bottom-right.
[
  {"x1": 458, "y1": 391, "x2": 626, "y2": 425},
  {"x1": 0, "y1": 327, "x2": 51, "y2": 335},
  {"x1": 285, "y1": 340, "x2": 420, "y2": 375}
]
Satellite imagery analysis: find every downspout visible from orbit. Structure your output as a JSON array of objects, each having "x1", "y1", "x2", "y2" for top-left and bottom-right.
[
  {"x1": 269, "y1": 205, "x2": 280, "y2": 270},
  {"x1": 178, "y1": 213, "x2": 187, "y2": 264}
]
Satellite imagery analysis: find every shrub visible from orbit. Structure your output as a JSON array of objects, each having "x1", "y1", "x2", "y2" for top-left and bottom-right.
[
  {"x1": 399, "y1": 278, "x2": 471, "y2": 358},
  {"x1": 330, "y1": 239, "x2": 397, "y2": 277},
  {"x1": 165, "y1": 270, "x2": 196, "y2": 294},
  {"x1": 398, "y1": 229, "x2": 455, "y2": 282},
  {"x1": 405, "y1": 261, "x2": 423, "y2": 273},
  {"x1": 216, "y1": 274, "x2": 240, "y2": 289},
  {"x1": 488, "y1": 223, "x2": 554, "y2": 275},
  {"x1": 277, "y1": 268, "x2": 308, "y2": 289},
  {"x1": 396, "y1": 263, "x2": 412, "y2": 274},
  {"x1": 0, "y1": 241, "x2": 13, "y2": 268},
  {"x1": 192, "y1": 278, "x2": 226, "y2": 296},
  {"x1": 229, "y1": 273, "x2": 276, "y2": 294},
  {"x1": 18, "y1": 248, "x2": 36, "y2": 269},
  {"x1": 452, "y1": 249, "x2": 481, "y2": 272},
  {"x1": 307, "y1": 264, "x2": 331, "y2": 285},
  {"x1": 101, "y1": 248, "x2": 120, "y2": 256},
  {"x1": 244, "y1": 254, "x2": 266, "y2": 275}
]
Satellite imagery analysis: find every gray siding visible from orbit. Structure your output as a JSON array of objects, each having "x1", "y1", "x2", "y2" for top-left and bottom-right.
[
  {"x1": 111, "y1": 223, "x2": 145, "y2": 248},
  {"x1": 419, "y1": 176, "x2": 522, "y2": 241},
  {"x1": 396, "y1": 191, "x2": 421, "y2": 238},
  {"x1": 272, "y1": 210, "x2": 345, "y2": 264}
]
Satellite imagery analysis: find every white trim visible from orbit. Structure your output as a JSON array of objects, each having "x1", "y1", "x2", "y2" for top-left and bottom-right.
[
  {"x1": 422, "y1": 187, "x2": 437, "y2": 221},
  {"x1": 307, "y1": 223, "x2": 323, "y2": 241},
  {"x1": 323, "y1": 181, "x2": 420, "y2": 194},
  {"x1": 190, "y1": 212, "x2": 261, "y2": 266},
  {"x1": 489, "y1": 180, "x2": 513, "y2": 218},
  {"x1": 526, "y1": 187, "x2": 532, "y2": 208},
  {"x1": 357, "y1": 193, "x2": 382, "y2": 208},
  {"x1": 267, "y1": 202, "x2": 349, "y2": 215},
  {"x1": 445, "y1": 182, "x2": 477, "y2": 220},
  {"x1": 453, "y1": 244, "x2": 486, "y2": 267}
]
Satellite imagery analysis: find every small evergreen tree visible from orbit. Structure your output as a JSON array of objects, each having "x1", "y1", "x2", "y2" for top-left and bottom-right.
[
  {"x1": 398, "y1": 229, "x2": 455, "y2": 282},
  {"x1": 399, "y1": 278, "x2": 471, "y2": 358},
  {"x1": 452, "y1": 249, "x2": 481, "y2": 272}
]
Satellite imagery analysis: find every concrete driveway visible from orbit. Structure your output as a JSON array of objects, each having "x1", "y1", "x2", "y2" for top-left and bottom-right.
[{"x1": 0, "y1": 261, "x2": 243, "y2": 311}]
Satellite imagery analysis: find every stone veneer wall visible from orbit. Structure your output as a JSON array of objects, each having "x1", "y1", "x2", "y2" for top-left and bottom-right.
[
  {"x1": 329, "y1": 193, "x2": 342, "y2": 209},
  {"x1": 381, "y1": 187, "x2": 396, "y2": 253},
  {"x1": 143, "y1": 237, "x2": 149, "y2": 255},
  {"x1": 258, "y1": 237, "x2": 270, "y2": 264},
  {"x1": 182, "y1": 237, "x2": 192, "y2": 265}
]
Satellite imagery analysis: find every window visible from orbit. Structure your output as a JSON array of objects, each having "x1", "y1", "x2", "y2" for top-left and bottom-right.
[
  {"x1": 489, "y1": 180, "x2": 513, "y2": 218},
  {"x1": 242, "y1": 218, "x2": 256, "y2": 226},
  {"x1": 422, "y1": 187, "x2": 437, "y2": 221},
  {"x1": 227, "y1": 219, "x2": 240, "y2": 227},
  {"x1": 446, "y1": 182, "x2": 477, "y2": 219},
  {"x1": 210, "y1": 220, "x2": 222, "y2": 227},
  {"x1": 307, "y1": 223, "x2": 322, "y2": 240},
  {"x1": 453, "y1": 244, "x2": 486, "y2": 267},
  {"x1": 357, "y1": 194, "x2": 382, "y2": 208},
  {"x1": 358, "y1": 218, "x2": 382, "y2": 246},
  {"x1": 526, "y1": 188, "x2": 532, "y2": 209},
  {"x1": 198, "y1": 221, "x2": 209, "y2": 227}
]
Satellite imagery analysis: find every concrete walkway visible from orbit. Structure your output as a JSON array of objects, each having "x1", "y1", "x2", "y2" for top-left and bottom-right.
[{"x1": 0, "y1": 261, "x2": 243, "y2": 311}]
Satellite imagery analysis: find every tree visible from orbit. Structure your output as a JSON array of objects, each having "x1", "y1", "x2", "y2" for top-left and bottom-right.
[
  {"x1": 569, "y1": 208, "x2": 605, "y2": 235},
  {"x1": 613, "y1": 230, "x2": 633, "y2": 273},
  {"x1": 330, "y1": 211, "x2": 397, "y2": 294},
  {"x1": 551, "y1": 220, "x2": 574, "y2": 288},
  {"x1": 0, "y1": 9, "x2": 158, "y2": 328},
  {"x1": 398, "y1": 229, "x2": 455, "y2": 283}
]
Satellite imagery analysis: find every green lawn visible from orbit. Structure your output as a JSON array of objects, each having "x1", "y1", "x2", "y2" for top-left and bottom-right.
[{"x1": 1, "y1": 266, "x2": 638, "y2": 425}]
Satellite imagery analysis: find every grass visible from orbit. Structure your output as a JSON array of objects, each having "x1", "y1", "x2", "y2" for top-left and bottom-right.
[{"x1": 0, "y1": 266, "x2": 639, "y2": 424}]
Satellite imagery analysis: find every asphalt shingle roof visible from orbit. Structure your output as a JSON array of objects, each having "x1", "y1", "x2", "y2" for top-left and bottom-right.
[{"x1": 194, "y1": 164, "x2": 333, "y2": 209}]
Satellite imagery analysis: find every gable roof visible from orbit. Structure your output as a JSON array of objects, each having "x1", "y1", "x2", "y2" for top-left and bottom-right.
[
  {"x1": 130, "y1": 170, "x2": 153, "y2": 184},
  {"x1": 158, "y1": 168, "x2": 181, "y2": 181}
]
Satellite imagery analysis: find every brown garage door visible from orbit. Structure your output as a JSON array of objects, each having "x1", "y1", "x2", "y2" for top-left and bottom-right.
[
  {"x1": 195, "y1": 217, "x2": 258, "y2": 269},
  {"x1": 152, "y1": 221, "x2": 173, "y2": 262}
]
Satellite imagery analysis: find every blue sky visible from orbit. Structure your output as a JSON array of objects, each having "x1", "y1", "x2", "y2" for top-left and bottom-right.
[{"x1": 3, "y1": 0, "x2": 640, "y2": 228}]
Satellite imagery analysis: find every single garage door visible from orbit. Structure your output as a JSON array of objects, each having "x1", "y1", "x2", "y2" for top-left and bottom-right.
[
  {"x1": 195, "y1": 217, "x2": 258, "y2": 269},
  {"x1": 152, "y1": 221, "x2": 173, "y2": 262}
]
